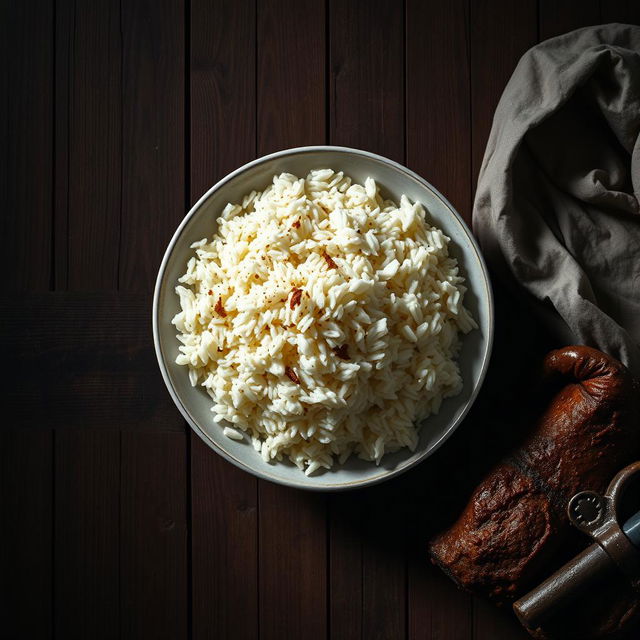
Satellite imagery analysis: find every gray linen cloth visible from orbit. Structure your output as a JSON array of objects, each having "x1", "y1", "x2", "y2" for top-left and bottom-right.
[{"x1": 473, "y1": 24, "x2": 640, "y2": 376}]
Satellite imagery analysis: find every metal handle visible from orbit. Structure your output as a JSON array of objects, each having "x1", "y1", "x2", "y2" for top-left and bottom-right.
[
  {"x1": 513, "y1": 461, "x2": 640, "y2": 631},
  {"x1": 513, "y1": 543, "x2": 613, "y2": 629}
]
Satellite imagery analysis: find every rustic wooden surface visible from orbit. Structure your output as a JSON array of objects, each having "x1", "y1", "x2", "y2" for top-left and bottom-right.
[{"x1": 2, "y1": 1, "x2": 639, "y2": 638}]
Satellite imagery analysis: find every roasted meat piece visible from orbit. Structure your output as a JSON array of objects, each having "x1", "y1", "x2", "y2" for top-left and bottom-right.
[{"x1": 429, "y1": 346, "x2": 640, "y2": 603}]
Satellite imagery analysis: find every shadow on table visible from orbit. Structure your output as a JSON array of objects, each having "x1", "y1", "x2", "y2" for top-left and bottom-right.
[{"x1": 326, "y1": 280, "x2": 558, "y2": 636}]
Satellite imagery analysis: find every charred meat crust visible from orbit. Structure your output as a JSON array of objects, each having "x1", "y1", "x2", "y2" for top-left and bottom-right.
[{"x1": 428, "y1": 346, "x2": 639, "y2": 605}]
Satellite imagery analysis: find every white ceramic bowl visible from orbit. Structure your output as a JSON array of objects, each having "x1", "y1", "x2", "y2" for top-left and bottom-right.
[{"x1": 153, "y1": 146, "x2": 493, "y2": 490}]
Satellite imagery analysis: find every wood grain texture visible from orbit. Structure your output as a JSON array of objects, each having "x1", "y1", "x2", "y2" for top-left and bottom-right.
[
  {"x1": 409, "y1": 567, "x2": 472, "y2": 640},
  {"x1": 473, "y1": 597, "x2": 532, "y2": 640},
  {"x1": 468, "y1": 3, "x2": 539, "y2": 638},
  {"x1": 120, "y1": 431, "x2": 188, "y2": 640},
  {"x1": 63, "y1": 0, "x2": 122, "y2": 290},
  {"x1": 600, "y1": 0, "x2": 640, "y2": 24},
  {"x1": 119, "y1": 0, "x2": 185, "y2": 293},
  {"x1": 405, "y1": 3, "x2": 475, "y2": 634},
  {"x1": 54, "y1": 0, "x2": 73, "y2": 290},
  {"x1": 406, "y1": 0, "x2": 471, "y2": 221},
  {"x1": 470, "y1": 0, "x2": 538, "y2": 190},
  {"x1": 0, "y1": 3, "x2": 54, "y2": 637},
  {"x1": 330, "y1": 0, "x2": 405, "y2": 162},
  {"x1": 0, "y1": 0, "x2": 53, "y2": 290},
  {"x1": 0, "y1": 430, "x2": 53, "y2": 639},
  {"x1": 404, "y1": 446, "x2": 478, "y2": 639},
  {"x1": 191, "y1": 437, "x2": 258, "y2": 640},
  {"x1": 360, "y1": 485, "x2": 407, "y2": 640},
  {"x1": 329, "y1": 495, "x2": 363, "y2": 640},
  {"x1": 55, "y1": 430, "x2": 120, "y2": 640},
  {"x1": 2, "y1": 292, "x2": 182, "y2": 431},
  {"x1": 539, "y1": 0, "x2": 601, "y2": 40},
  {"x1": 7, "y1": 3, "x2": 640, "y2": 639},
  {"x1": 189, "y1": 2, "x2": 259, "y2": 639},
  {"x1": 117, "y1": 5, "x2": 189, "y2": 638},
  {"x1": 258, "y1": 483, "x2": 328, "y2": 640},
  {"x1": 328, "y1": 1, "x2": 407, "y2": 637},
  {"x1": 257, "y1": 0, "x2": 326, "y2": 152},
  {"x1": 255, "y1": 3, "x2": 328, "y2": 639},
  {"x1": 405, "y1": 0, "x2": 477, "y2": 628},
  {"x1": 190, "y1": 0, "x2": 256, "y2": 196}
]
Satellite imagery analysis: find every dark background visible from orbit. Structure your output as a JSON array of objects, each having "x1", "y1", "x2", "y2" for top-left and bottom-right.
[{"x1": 2, "y1": 1, "x2": 639, "y2": 639}]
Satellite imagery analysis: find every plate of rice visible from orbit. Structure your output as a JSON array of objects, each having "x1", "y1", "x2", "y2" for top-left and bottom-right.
[{"x1": 153, "y1": 146, "x2": 493, "y2": 490}]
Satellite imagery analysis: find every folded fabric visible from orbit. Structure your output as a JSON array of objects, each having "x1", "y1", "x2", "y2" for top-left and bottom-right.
[{"x1": 473, "y1": 24, "x2": 640, "y2": 376}]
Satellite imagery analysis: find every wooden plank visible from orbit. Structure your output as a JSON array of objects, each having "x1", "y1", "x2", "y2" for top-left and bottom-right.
[
  {"x1": 119, "y1": 0, "x2": 186, "y2": 293},
  {"x1": 190, "y1": 0, "x2": 256, "y2": 196},
  {"x1": 469, "y1": 2, "x2": 537, "y2": 638},
  {"x1": 0, "y1": 2, "x2": 54, "y2": 636},
  {"x1": 2, "y1": 292, "x2": 182, "y2": 431},
  {"x1": 63, "y1": 0, "x2": 122, "y2": 290},
  {"x1": 191, "y1": 437, "x2": 259, "y2": 639},
  {"x1": 406, "y1": 0, "x2": 472, "y2": 221},
  {"x1": 331, "y1": 476, "x2": 412, "y2": 640},
  {"x1": 405, "y1": 448, "x2": 474, "y2": 640},
  {"x1": 473, "y1": 598, "x2": 531, "y2": 640},
  {"x1": 360, "y1": 486, "x2": 407, "y2": 640},
  {"x1": 255, "y1": 2, "x2": 328, "y2": 639},
  {"x1": 258, "y1": 482, "x2": 327, "y2": 640},
  {"x1": 330, "y1": 0, "x2": 404, "y2": 162},
  {"x1": 0, "y1": 0, "x2": 53, "y2": 291},
  {"x1": 54, "y1": 0, "x2": 73, "y2": 290},
  {"x1": 470, "y1": 0, "x2": 537, "y2": 191},
  {"x1": 329, "y1": 495, "x2": 363, "y2": 640},
  {"x1": 257, "y1": 0, "x2": 326, "y2": 152},
  {"x1": 600, "y1": 0, "x2": 640, "y2": 24},
  {"x1": 117, "y1": 3, "x2": 189, "y2": 638},
  {"x1": 120, "y1": 431, "x2": 188, "y2": 639},
  {"x1": 328, "y1": 1, "x2": 406, "y2": 638},
  {"x1": 55, "y1": 429, "x2": 120, "y2": 639},
  {"x1": 405, "y1": 2, "x2": 474, "y2": 636},
  {"x1": 409, "y1": 566, "x2": 473, "y2": 640},
  {"x1": 539, "y1": 0, "x2": 601, "y2": 40},
  {"x1": 189, "y1": 2, "x2": 259, "y2": 638},
  {"x1": 55, "y1": 0, "x2": 189, "y2": 634},
  {"x1": 405, "y1": 0, "x2": 474, "y2": 631},
  {"x1": 0, "y1": 430, "x2": 53, "y2": 638}
]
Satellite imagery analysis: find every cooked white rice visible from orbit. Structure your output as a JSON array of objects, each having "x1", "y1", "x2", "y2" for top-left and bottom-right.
[{"x1": 173, "y1": 169, "x2": 476, "y2": 475}]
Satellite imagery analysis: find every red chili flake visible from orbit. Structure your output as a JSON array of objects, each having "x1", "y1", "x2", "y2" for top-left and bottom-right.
[
  {"x1": 290, "y1": 287, "x2": 303, "y2": 309},
  {"x1": 214, "y1": 297, "x2": 227, "y2": 317},
  {"x1": 333, "y1": 344, "x2": 350, "y2": 360},
  {"x1": 322, "y1": 251, "x2": 337, "y2": 269},
  {"x1": 285, "y1": 366, "x2": 300, "y2": 384},
  {"x1": 207, "y1": 289, "x2": 213, "y2": 295},
  {"x1": 292, "y1": 219, "x2": 301, "y2": 229}
]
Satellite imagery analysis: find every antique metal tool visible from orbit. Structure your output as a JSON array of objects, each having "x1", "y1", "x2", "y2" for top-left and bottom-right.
[{"x1": 514, "y1": 461, "x2": 640, "y2": 631}]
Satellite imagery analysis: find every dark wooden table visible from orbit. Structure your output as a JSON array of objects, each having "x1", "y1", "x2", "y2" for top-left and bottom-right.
[{"x1": 3, "y1": 1, "x2": 639, "y2": 638}]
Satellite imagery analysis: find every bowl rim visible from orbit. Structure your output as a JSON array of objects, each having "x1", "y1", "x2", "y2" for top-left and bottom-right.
[{"x1": 153, "y1": 145, "x2": 494, "y2": 491}]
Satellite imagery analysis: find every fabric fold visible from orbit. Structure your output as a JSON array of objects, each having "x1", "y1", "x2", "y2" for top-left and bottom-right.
[{"x1": 473, "y1": 24, "x2": 640, "y2": 375}]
